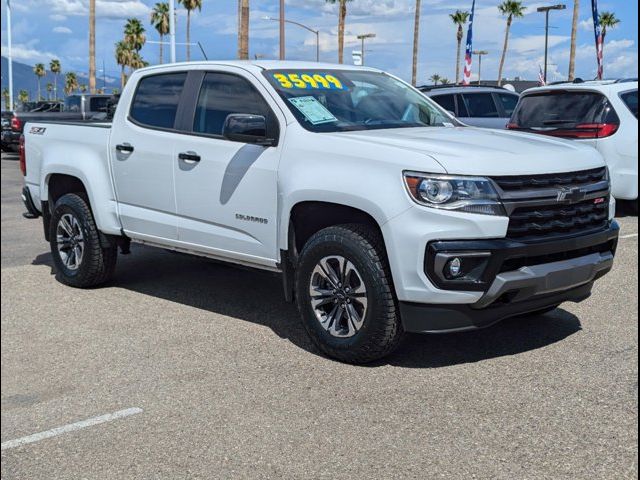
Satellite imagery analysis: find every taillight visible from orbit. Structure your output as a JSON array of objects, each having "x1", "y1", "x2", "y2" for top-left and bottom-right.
[
  {"x1": 19, "y1": 134, "x2": 26, "y2": 176},
  {"x1": 576, "y1": 123, "x2": 619, "y2": 138},
  {"x1": 506, "y1": 123, "x2": 519, "y2": 130},
  {"x1": 11, "y1": 115, "x2": 22, "y2": 132}
]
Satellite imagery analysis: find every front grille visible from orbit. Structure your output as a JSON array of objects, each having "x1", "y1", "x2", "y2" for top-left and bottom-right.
[
  {"x1": 507, "y1": 197, "x2": 610, "y2": 240},
  {"x1": 493, "y1": 167, "x2": 607, "y2": 191}
]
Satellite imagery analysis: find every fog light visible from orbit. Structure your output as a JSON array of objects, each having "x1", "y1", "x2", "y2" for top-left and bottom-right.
[{"x1": 447, "y1": 258, "x2": 463, "y2": 277}]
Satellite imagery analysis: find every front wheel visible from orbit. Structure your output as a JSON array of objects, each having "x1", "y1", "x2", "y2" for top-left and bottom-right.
[
  {"x1": 49, "y1": 193, "x2": 117, "y2": 288},
  {"x1": 295, "y1": 224, "x2": 403, "y2": 364}
]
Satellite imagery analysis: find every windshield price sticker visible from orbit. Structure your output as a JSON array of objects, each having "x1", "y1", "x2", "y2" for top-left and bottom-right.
[
  {"x1": 273, "y1": 73, "x2": 347, "y2": 91},
  {"x1": 288, "y1": 96, "x2": 338, "y2": 125}
]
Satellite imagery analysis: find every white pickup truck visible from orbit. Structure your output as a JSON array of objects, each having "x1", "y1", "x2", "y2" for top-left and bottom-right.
[{"x1": 22, "y1": 61, "x2": 620, "y2": 363}]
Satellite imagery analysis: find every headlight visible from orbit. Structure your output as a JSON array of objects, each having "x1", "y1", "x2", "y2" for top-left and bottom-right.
[{"x1": 403, "y1": 171, "x2": 506, "y2": 216}]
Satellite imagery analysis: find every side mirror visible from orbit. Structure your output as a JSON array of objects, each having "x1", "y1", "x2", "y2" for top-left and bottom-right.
[{"x1": 223, "y1": 114, "x2": 275, "y2": 147}]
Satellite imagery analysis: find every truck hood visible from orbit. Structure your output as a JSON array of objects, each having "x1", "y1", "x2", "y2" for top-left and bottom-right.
[{"x1": 331, "y1": 126, "x2": 605, "y2": 176}]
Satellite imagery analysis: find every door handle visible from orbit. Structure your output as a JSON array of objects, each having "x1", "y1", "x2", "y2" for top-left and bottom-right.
[
  {"x1": 116, "y1": 143, "x2": 134, "y2": 153},
  {"x1": 178, "y1": 151, "x2": 201, "y2": 163}
]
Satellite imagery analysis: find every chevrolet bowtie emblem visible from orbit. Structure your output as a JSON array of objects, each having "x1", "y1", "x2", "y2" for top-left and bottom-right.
[{"x1": 557, "y1": 187, "x2": 587, "y2": 203}]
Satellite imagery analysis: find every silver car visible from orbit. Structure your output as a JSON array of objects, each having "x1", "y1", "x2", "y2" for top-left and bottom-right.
[{"x1": 420, "y1": 86, "x2": 519, "y2": 129}]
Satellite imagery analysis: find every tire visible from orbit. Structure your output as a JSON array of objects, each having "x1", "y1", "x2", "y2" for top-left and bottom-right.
[
  {"x1": 295, "y1": 224, "x2": 403, "y2": 364},
  {"x1": 49, "y1": 193, "x2": 117, "y2": 288}
]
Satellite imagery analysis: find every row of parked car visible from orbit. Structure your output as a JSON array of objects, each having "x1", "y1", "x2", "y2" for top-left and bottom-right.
[
  {"x1": 422, "y1": 79, "x2": 638, "y2": 207},
  {"x1": 1, "y1": 94, "x2": 112, "y2": 153}
]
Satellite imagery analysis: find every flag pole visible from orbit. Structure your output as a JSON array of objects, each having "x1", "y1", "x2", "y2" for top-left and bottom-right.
[{"x1": 6, "y1": 0, "x2": 14, "y2": 109}]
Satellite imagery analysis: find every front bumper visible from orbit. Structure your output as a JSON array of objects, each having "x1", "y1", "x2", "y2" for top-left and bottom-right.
[{"x1": 402, "y1": 221, "x2": 619, "y2": 333}]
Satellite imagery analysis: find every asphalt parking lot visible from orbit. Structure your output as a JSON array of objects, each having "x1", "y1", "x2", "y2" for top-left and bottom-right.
[{"x1": 1, "y1": 152, "x2": 638, "y2": 479}]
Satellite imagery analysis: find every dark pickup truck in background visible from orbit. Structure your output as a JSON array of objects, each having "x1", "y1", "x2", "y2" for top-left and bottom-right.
[{"x1": 1, "y1": 94, "x2": 112, "y2": 152}]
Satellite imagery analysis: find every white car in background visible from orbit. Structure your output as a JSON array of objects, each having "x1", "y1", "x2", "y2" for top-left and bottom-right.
[{"x1": 508, "y1": 80, "x2": 638, "y2": 211}]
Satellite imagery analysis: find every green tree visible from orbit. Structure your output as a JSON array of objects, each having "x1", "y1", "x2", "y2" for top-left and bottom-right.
[
  {"x1": 18, "y1": 90, "x2": 29, "y2": 104},
  {"x1": 151, "y1": 2, "x2": 171, "y2": 64},
  {"x1": 178, "y1": 0, "x2": 203, "y2": 61},
  {"x1": 450, "y1": 10, "x2": 470, "y2": 85},
  {"x1": 2, "y1": 88, "x2": 10, "y2": 110},
  {"x1": 64, "y1": 72, "x2": 79, "y2": 95},
  {"x1": 34, "y1": 63, "x2": 46, "y2": 101},
  {"x1": 599, "y1": 11, "x2": 621, "y2": 42},
  {"x1": 46, "y1": 82, "x2": 54, "y2": 100},
  {"x1": 124, "y1": 18, "x2": 146, "y2": 54},
  {"x1": 430, "y1": 73, "x2": 442, "y2": 85},
  {"x1": 497, "y1": 1, "x2": 526, "y2": 86},
  {"x1": 325, "y1": 0, "x2": 354, "y2": 64},
  {"x1": 440, "y1": 77, "x2": 450, "y2": 85},
  {"x1": 115, "y1": 40, "x2": 134, "y2": 88},
  {"x1": 50, "y1": 59, "x2": 62, "y2": 100}
]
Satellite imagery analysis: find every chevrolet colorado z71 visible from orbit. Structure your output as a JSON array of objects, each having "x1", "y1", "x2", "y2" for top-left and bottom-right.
[{"x1": 22, "y1": 61, "x2": 619, "y2": 363}]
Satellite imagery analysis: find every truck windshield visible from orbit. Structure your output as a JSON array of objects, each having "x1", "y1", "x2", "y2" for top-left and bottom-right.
[{"x1": 264, "y1": 69, "x2": 452, "y2": 133}]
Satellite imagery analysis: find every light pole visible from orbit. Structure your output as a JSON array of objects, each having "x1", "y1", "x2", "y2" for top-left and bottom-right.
[
  {"x1": 357, "y1": 33, "x2": 376, "y2": 66},
  {"x1": 472, "y1": 50, "x2": 489, "y2": 85},
  {"x1": 537, "y1": 4, "x2": 566, "y2": 83},
  {"x1": 263, "y1": 16, "x2": 320, "y2": 62},
  {"x1": 6, "y1": 0, "x2": 14, "y2": 109},
  {"x1": 169, "y1": 0, "x2": 177, "y2": 63},
  {"x1": 279, "y1": 0, "x2": 285, "y2": 61}
]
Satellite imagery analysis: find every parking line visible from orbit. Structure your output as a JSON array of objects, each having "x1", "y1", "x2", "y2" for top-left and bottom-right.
[
  {"x1": 621, "y1": 233, "x2": 638, "y2": 239},
  {"x1": 1, "y1": 407, "x2": 143, "y2": 451}
]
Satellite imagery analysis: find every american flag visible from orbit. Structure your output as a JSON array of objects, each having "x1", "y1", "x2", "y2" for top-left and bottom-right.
[
  {"x1": 592, "y1": 0, "x2": 604, "y2": 80},
  {"x1": 462, "y1": 0, "x2": 476, "y2": 86},
  {"x1": 538, "y1": 65, "x2": 546, "y2": 86}
]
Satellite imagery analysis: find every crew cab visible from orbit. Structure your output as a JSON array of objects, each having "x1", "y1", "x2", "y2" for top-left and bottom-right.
[{"x1": 22, "y1": 61, "x2": 619, "y2": 363}]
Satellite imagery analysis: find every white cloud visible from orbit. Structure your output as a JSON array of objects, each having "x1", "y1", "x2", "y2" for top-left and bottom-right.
[
  {"x1": 52, "y1": 26, "x2": 73, "y2": 34},
  {"x1": 50, "y1": 14, "x2": 68, "y2": 22},
  {"x1": 0, "y1": 43, "x2": 59, "y2": 63},
  {"x1": 25, "y1": 0, "x2": 149, "y2": 19}
]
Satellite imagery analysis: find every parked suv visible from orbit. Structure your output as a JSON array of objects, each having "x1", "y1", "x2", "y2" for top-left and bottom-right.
[
  {"x1": 420, "y1": 85, "x2": 519, "y2": 129},
  {"x1": 508, "y1": 80, "x2": 638, "y2": 208},
  {"x1": 22, "y1": 61, "x2": 619, "y2": 363}
]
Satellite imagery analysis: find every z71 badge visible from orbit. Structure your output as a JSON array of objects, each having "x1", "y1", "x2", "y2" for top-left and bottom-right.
[{"x1": 29, "y1": 127, "x2": 46, "y2": 135}]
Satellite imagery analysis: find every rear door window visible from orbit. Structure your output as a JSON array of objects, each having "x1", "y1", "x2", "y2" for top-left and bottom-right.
[
  {"x1": 460, "y1": 93, "x2": 500, "y2": 118},
  {"x1": 512, "y1": 91, "x2": 618, "y2": 128},
  {"x1": 431, "y1": 95, "x2": 456, "y2": 115},
  {"x1": 129, "y1": 72, "x2": 187, "y2": 129},
  {"x1": 620, "y1": 90, "x2": 638, "y2": 118},
  {"x1": 497, "y1": 93, "x2": 519, "y2": 117}
]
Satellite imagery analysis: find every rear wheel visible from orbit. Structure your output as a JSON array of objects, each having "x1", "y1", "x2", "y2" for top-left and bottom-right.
[
  {"x1": 49, "y1": 193, "x2": 117, "y2": 288},
  {"x1": 295, "y1": 224, "x2": 403, "y2": 364}
]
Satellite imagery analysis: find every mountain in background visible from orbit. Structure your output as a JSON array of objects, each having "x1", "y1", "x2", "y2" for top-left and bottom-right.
[{"x1": 1, "y1": 56, "x2": 119, "y2": 103}]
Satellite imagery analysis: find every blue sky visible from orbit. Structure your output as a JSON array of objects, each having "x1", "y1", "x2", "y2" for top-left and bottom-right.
[{"x1": 1, "y1": 0, "x2": 637, "y2": 85}]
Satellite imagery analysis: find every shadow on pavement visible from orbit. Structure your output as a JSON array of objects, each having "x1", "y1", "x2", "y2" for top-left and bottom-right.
[{"x1": 33, "y1": 244, "x2": 582, "y2": 369}]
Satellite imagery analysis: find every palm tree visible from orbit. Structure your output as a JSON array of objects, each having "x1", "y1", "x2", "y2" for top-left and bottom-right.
[
  {"x1": 430, "y1": 73, "x2": 442, "y2": 85},
  {"x1": 179, "y1": 0, "x2": 202, "y2": 61},
  {"x1": 33, "y1": 63, "x2": 46, "y2": 101},
  {"x1": 89, "y1": 0, "x2": 96, "y2": 93},
  {"x1": 124, "y1": 18, "x2": 146, "y2": 54},
  {"x1": 18, "y1": 90, "x2": 29, "y2": 104},
  {"x1": 130, "y1": 52, "x2": 149, "y2": 70},
  {"x1": 600, "y1": 11, "x2": 621, "y2": 44},
  {"x1": 115, "y1": 41, "x2": 133, "y2": 88},
  {"x1": 440, "y1": 77, "x2": 450, "y2": 85},
  {"x1": 237, "y1": 0, "x2": 250, "y2": 60},
  {"x1": 450, "y1": 10, "x2": 470, "y2": 85},
  {"x1": 497, "y1": 1, "x2": 526, "y2": 87},
  {"x1": 50, "y1": 59, "x2": 62, "y2": 100},
  {"x1": 412, "y1": 0, "x2": 422, "y2": 86},
  {"x1": 80, "y1": 84, "x2": 88, "y2": 94},
  {"x1": 46, "y1": 83, "x2": 54, "y2": 100},
  {"x1": 2, "y1": 88, "x2": 10, "y2": 110},
  {"x1": 568, "y1": 0, "x2": 579, "y2": 81},
  {"x1": 64, "y1": 72, "x2": 79, "y2": 95},
  {"x1": 325, "y1": 0, "x2": 353, "y2": 64},
  {"x1": 151, "y1": 2, "x2": 171, "y2": 64}
]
